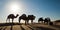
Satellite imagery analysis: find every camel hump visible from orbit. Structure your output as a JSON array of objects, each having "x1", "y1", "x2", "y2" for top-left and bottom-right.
[
  {"x1": 22, "y1": 14, "x2": 26, "y2": 16},
  {"x1": 38, "y1": 17, "x2": 43, "y2": 21},
  {"x1": 28, "y1": 15, "x2": 35, "y2": 20},
  {"x1": 28, "y1": 15, "x2": 35, "y2": 17},
  {"x1": 9, "y1": 14, "x2": 14, "y2": 16},
  {"x1": 44, "y1": 17, "x2": 51, "y2": 22},
  {"x1": 8, "y1": 14, "x2": 15, "y2": 18},
  {"x1": 45, "y1": 17, "x2": 50, "y2": 20},
  {"x1": 19, "y1": 14, "x2": 26, "y2": 18}
]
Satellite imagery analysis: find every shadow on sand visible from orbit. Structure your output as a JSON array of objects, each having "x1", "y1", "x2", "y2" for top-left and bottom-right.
[
  {"x1": 0, "y1": 26, "x2": 7, "y2": 30},
  {"x1": 20, "y1": 25, "x2": 25, "y2": 30},
  {"x1": 36, "y1": 27, "x2": 55, "y2": 30},
  {"x1": 0, "y1": 23, "x2": 59, "y2": 30},
  {"x1": 10, "y1": 23, "x2": 13, "y2": 30},
  {"x1": 0, "y1": 23, "x2": 19, "y2": 30}
]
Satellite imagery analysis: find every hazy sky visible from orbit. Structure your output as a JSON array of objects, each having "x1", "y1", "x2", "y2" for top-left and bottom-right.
[{"x1": 0, "y1": 0, "x2": 60, "y2": 23}]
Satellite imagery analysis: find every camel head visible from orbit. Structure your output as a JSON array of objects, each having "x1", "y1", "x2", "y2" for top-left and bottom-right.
[{"x1": 15, "y1": 14, "x2": 19, "y2": 18}]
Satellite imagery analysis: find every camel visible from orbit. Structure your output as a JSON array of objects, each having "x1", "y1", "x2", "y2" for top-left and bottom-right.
[
  {"x1": 28, "y1": 15, "x2": 35, "y2": 24},
  {"x1": 19, "y1": 14, "x2": 35, "y2": 24},
  {"x1": 6, "y1": 14, "x2": 19, "y2": 23},
  {"x1": 38, "y1": 17, "x2": 43, "y2": 23},
  {"x1": 19, "y1": 14, "x2": 28, "y2": 24},
  {"x1": 44, "y1": 17, "x2": 51, "y2": 24}
]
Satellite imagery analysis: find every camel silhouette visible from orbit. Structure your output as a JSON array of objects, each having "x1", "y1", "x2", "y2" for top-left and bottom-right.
[
  {"x1": 44, "y1": 17, "x2": 51, "y2": 24},
  {"x1": 38, "y1": 17, "x2": 43, "y2": 23},
  {"x1": 28, "y1": 15, "x2": 35, "y2": 24},
  {"x1": 6, "y1": 14, "x2": 19, "y2": 23},
  {"x1": 19, "y1": 14, "x2": 28, "y2": 24},
  {"x1": 19, "y1": 14, "x2": 35, "y2": 24}
]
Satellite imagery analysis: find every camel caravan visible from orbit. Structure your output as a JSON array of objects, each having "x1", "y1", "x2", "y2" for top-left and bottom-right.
[
  {"x1": 38, "y1": 17, "x2": 53, "y2": 25},
  {"x1": 6, "y1": 14, "x2": 53, "y2": 25},
  {"x1": 6, "y1": 14, "x2": 35, "y2": 24}
]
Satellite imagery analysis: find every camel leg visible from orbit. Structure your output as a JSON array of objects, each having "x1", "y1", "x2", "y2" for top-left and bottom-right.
[
  {"x1": 26, "y1": 20, "x2": 29, "y2": 24},
  {"x1": 9, "y1": 19, "x2": 10, "y2": 23},
  {"x1": 6, "y1": 20, "x2": 7, "y2": 23},
  {"x1": 31, "y1": 20, "x2": 33, "y2": 24},
  {"x1": 44, "y1": 21, "x2": 45, "y2": 24},
  {"x1": 40, "y1": 21, "x2": 42, "y2": 23},
  {"x1": 38, "y1": 21, "x2": 39, "y2": 23},
  {"x1": 19, "y1": 19, "x2": 21, "y2": 23},
  {"x1": 47, "y1": 22, "x2": 48, "y2": 24},
  {"x1": 40, "y1": 21, "x2": 41, "y2": 23},
  {"x1": 39, "y1": 21, "x2": 41, "y2": 23},
  {"x1": 42, "y1": 21, "x2": 43, "y2": 23},
  {"x1": 25, "y1": 20, "x2": 26, "y2": 25},
  {"x1": 19, "y1": 20, "x2": 20, "y2": 23},
  {"x1": 12, "y1": 19, "x2": 14, "y2": 23}
]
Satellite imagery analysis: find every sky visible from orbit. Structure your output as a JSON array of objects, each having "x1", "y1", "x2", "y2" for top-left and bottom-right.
[{"x1": 0, "y1": 0, "x2": 60, "y2": 23}]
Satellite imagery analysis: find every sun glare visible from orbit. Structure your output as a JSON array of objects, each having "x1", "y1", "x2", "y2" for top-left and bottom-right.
[
  {"x1": 10, "y1": 3, "x2": 20, "y2": 12},
  {"x1": 5, "y1": 2, "x2": 25, "y2": 14}
]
